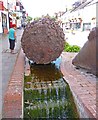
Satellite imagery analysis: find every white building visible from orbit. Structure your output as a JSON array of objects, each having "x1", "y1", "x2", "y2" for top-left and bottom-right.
[
  {"x1": 62, "y1": 0, "x2": 97, "y2": 31},
  {"x1": 0, "y1": 0, "x2": 25, "y2": 33},
  {"x1": 0, "y1": 0, "x2": 9, "y2": 33}
]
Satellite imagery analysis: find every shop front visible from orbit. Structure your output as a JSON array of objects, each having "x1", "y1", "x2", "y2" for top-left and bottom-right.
[
  {"x1": 2, "y1": 12, "x2": 8, "y2": 34},
  {"x1": 0, "y1": 12, "x2": 2, "y2": 33}
]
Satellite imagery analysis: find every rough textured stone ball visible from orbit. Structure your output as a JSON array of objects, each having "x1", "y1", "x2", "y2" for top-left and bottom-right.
[{"x1": 21, "y1": 17, "x2": 65, "y2": 64}]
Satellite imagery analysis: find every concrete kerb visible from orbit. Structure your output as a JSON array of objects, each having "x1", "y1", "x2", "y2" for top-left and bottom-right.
[
  {"x1": 2, "y1": 48, "x2": 25, "y2": 118},
  {"x1": 3, "y1": 47, "x2": 21, "y2": 98}
]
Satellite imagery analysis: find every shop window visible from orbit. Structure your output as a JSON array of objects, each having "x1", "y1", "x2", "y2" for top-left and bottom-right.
[
  {"x1": 83, "y1": 23, "x2": 91, "y2": 31},
  {"x1": 2, "y1": 13, "x2": 7, "y2": 28}
]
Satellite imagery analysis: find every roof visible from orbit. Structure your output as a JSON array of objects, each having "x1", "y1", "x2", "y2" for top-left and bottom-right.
[
  {"x1": 72, "y1": 0, "x2": 94, "y2": 12},
  {"x1": 62, "y1": 0, "x2": 96, "y2": 16},
  {"x1": 87, "y1": 0, "x2": 98, "y2": 6}
]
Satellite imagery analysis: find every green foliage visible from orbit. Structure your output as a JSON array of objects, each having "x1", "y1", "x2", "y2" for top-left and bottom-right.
[
  {"x1": 64, "y1": 42, "x2": 80, "y2": 52},
  {"x1": 51, "y1": 16, "x2": 57, "y2": 21},
  {"x1": 26, "y1": 16, "x2": 32, "y2": 22},
  {"x1": 33, "y1": 15, "x2": 57, "y2": 21},
  {"x1": 16, "y1": 16, "x2": 20, "y2": 20},
  {"x1": 34, "y1": 17, "x2": 41, "y2": 21}
]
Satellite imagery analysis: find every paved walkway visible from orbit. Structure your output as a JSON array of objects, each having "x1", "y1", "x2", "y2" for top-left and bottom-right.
[
  {"x1": 0, "y1": 29, "x2": 24, "y2": 119},
  {"x1": 2, "y1": 49, "x2": 24, "y2": 118},
  {"x1": 2, "y1": 50, "x2": 97, "y2": 119},
  {"x1": 0, "y1": 29, "x2": 97, "y2": 119},
  {"x1": 61, "y1": 52, "x2": 97, "y2": 118}
]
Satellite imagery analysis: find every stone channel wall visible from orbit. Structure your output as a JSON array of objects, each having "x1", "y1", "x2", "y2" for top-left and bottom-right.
[
  {"x1": 61, "y1": 52, "x2": 96, "y2": 119},
  {"x1": 69, "y1": 87, "x2": 95, "y2": 118}
]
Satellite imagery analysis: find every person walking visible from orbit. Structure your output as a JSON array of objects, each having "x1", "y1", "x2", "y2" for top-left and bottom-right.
[{"x1": 9, "y1": 24, "x2": 16, "y2": 54}]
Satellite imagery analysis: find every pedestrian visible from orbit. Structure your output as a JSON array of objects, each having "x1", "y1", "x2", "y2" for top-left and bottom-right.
[{"x1": 8, "y1": 24, "x2": 16, "y2": 54}]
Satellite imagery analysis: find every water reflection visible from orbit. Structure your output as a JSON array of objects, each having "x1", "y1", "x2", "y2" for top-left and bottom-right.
[{"x1": 24, "y1": 57, "x2": 79, "y2": 119}]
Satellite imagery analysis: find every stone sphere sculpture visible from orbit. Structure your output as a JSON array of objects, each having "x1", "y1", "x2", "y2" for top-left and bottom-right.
[
  {"x1": 72, "y1": 27, "x2": 98, "y2": 76},
  {"x1": 21, "y1": 17, "x2": 65, "y2": 64}
]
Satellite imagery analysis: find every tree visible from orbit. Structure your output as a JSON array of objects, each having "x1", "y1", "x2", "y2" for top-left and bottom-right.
[{"x1": 26, "y1": 16, "x2": 32, "y2": 23}]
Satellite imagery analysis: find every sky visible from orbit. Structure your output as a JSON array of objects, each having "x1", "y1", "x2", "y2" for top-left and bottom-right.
[{"x1": 21, "y1": 0, "x2": 77, "y2": 18}]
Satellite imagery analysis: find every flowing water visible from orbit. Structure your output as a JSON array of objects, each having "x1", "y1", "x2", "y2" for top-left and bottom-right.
[{"x1": 24, "y1": 57, "x2": 79, "y2": 119}]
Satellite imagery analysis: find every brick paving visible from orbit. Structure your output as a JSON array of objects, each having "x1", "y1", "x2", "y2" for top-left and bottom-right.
[
  {"x1": 2, "y1": 50, "x2": 97, "y2": 119},
  {"x1": 2, "y1": 49, "x2": 24, "y2": 118},
  {"x1": 1, "y1": 30, "x2": 97, "y2": 119},
  {"x1": 1, "y1": 29, "x2": 23, "y2": 98},
  {"x1": 0, "y1": 29, "x2": 24, "y2": 119},
  {"x1": 60, "y1": 52, "x2": 97, "y2": 119}
]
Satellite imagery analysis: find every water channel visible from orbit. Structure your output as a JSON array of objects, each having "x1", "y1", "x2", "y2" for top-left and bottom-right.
[{"x1": 24, "y1": 57, "x2": 79, "y2": 119}]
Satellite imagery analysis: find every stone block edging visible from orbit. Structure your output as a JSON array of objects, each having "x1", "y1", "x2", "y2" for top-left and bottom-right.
[{"x1": 60, "y1": 52, "x2": 97, "y2": 119}]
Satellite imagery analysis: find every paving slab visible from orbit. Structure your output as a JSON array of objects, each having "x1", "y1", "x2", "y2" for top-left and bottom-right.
[
  {"x1": 0, "y1": 29, "x2": 24, "y2": 119},
  {"x1": 2, "y1": 49, "x2": 25, "y2": 118}
]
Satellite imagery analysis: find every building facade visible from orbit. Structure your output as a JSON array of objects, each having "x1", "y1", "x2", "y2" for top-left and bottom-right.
[
  {"x1": 0, "y1": 0, "x2": 9, "y2": 33},
  {"x1": 62, "y1": 0, "x2": 97, "y2": 31},
  {"x1": 0, "y1": 0, "x2": 26, "y2": 34}
]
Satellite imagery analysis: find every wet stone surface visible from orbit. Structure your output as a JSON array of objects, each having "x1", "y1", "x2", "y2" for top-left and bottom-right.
[{"x1": 24, "y1": 58, "x2": 79, "y2": 119}]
